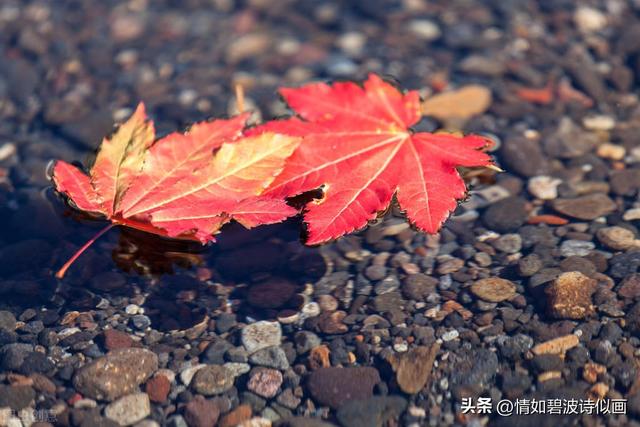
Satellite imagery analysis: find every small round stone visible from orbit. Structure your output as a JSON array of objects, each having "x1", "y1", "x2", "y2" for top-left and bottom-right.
[
  {"x1": 470, "y1": 278, "x2": 517, "y2": 302},
  {"x1": 596, "y1": 226, "x2": 638, "y2": 251}
]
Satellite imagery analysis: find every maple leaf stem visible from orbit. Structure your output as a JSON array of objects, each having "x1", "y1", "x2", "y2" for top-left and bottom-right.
[
  {"x1": 235, "y1": 83, "x2": 245, "y2": 113},
  {"x1": 486, "y1": 164, "x2": 504, "y2": 172},
  {"x1": 55, "y1": 223, "x2": 117, "y2": 279}
]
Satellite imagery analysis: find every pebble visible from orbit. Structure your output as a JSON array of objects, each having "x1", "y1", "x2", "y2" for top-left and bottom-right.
[
  {"x1": 618, "y1": 274, "x2": 640, "y2": 299},
  {"x1": 500, "y1": 136, "x2": 548, "y2": 178},
  {"x1": 184, "y1": 396, "x2": 220, "y2": 427},
  {"x1": 552, "y1": 194, "x2": 617, "y2": 220},
  {"x1": 482, "y1": 197, "x2": 528, "y2": 233},
  {"x1": 441, "y1": 330, "x2": 459, "y2": 342},
  {"x1": 145, "y1": 374, "x2": 170, "y2": 403},
  {"x1": 0, "y1": 385, "x2": 35, "y2": 410},
  {"x1": 73, "y1": 348, "x2": 158, "y2": 401},
  {"x1": 0, "y1": 311, "x2": 17, "y2": 332},
  {"x1": 583, "y1": 115, "x2": 615, "y2": 130},
  {"x1": 518, "y1": 254, "x2": 543, "y2": 276},
  {"x1": 491, "y1": 234, "x2": 522, "y2": 253},
  {"x1": 219, "y1": 404, "x2": 253, "y2": 427},
  {"x1": 560, "y1": 240, "x2": 596, "y2": 257},
  {"x1": 242, "y1": 322, "x2": 282, "y2": 354},
  {"x1": 387, "y1": 343, "x2": 440, "y2": 394},
  {"x1": 180, "y1": 364, "x2": 206, "y2": 386},
  {"x1": 546, "y1": 272, "x2": 597, "y2": 319},
  {"x1": 470, "y1": 278, "x2": 517, "y2": 302},
  {"x1": 574, "y1": 7, "x2": 608, "y2": 33},
  {"x1": 596, "y1": 226, "x2": 638, "y2": 250},
  {"x1": 596, "y1": 143, "x2": 626, "y2": 160},
  {"x1": 224, "y1": 362, "x2": 251, "y2": 377},
  {"x1": 336, "y1": 396, "x2": 407, "y2": 427},
  {"x1": 307, "y1": 367, "x2": 380, "y2": 409},
  {"x1": 408, "y1": 19, "x2": 441, "y2": 41},
  {"x1": 422, "y1": 85, "x2": 492, "y2": 121},
  {"x1": 102, "y1": 329, "x2": 133, "y2": 351},
  {"x1": 249, "y1": 346, "x2": 290, "y2": 370},
  {"x1": 527, "y1": 176, "x2": 562, "y2": 200},
  {"x1": 531, "y1": 334, "x2": 580, "y2": 356},
  {"x1": 104, "y1": 393, "x2": 150, "y2": 426},
  {"x1": 623, "y1": 208, "x2": 640, "y2": 221},
  {"x1": 247, "y1": 368, "x2": 283, "y2": 398},
  {"x1": 191, "y1": 365, "x2": 235, "y2": 396}
]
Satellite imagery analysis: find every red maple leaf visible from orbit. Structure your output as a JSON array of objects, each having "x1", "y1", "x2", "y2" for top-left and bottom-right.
[
  {"x1": 53, "y1": 103, "x2": 299, "y2": 277},
  {"x1": 254, "y1": 74, "x2": 495, "y2": 244}
]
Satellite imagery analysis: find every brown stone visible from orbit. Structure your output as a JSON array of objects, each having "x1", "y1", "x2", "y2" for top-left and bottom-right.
[
  {"x1": 308, "y1": 345, "x2": 331, "y2": 370},
  {"x1": 551, "y1": 194, "x2": 617, "y2": 220},
  {"x1": 618, "y1": 274, "x2": 640, "y2": 299},
  {"x1": 307, "y1": 367, "x2": 380, "y2": 409},
  {"x1": 102, "y1": 329, "x2": 133, "y2": 350},
  {"x1": 246, "y1": 368, "x2": 283, "y2": 398},
  {"x1": 387, "y1": 343, "x2": 440, "y2": 394},
  {"x1": 145, "y1": 374, "x2": 170, "y2": 403},
  {"x1": 318, "y1": 311, "x2": 348, "y2": 334},
  {"x1": 219, "y1": 404, "x2": 252, "y2": 427},
  {"x1": 422, "y1": 85, "x2": 492, "y2": 121},
  {"x1": 73, "y1": 348, "x2": 158, "y2": 401},
  {"x1": 545, "y1": 271, "x2": 597, "y2": 319},
  {"x1": 470, "y1": 278, "x2": 517, "y2": 302},
  {"x1": 184, "y1": 396, "x2": 220, "y2": 427},
  {"x1": 531, "y1": 334, "x2": 579, "y2": 356}
]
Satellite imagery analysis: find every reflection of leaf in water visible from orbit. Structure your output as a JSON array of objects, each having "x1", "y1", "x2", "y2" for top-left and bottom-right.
[{"x1": 112, "y1": 228, "x2": 206, "y2": 276}]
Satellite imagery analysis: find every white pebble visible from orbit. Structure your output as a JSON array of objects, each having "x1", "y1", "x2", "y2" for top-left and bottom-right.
[
  {"x1": 574, "y1": 6, "x2": 607, "y2": 33},
  {"x1": 583, "y1": 114, "x2": 615, "y2": 131},
  {"x1": 527, "y1": 176, "x2": 562, "y2": 200},
  {"x1": 408, "y1": 19, "x2": 441, "y2": 41},
  {"x1": 441, "y1": 330, "x2": 459, "y2": 342}
]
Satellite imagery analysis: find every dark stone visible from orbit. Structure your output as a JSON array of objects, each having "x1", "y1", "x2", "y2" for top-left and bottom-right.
[
  {"x1": 0, "y1": 385, "x2": 35, "y2": 410},
  {"x1": 336, "y1": 396, "x2": 407, "y2": 427},
  {"x1": 499, "y1": 136, "x2": 548, "y2": 177},
  {"x1": 307, "y1": 367, "x2": 380, "y2": 409},
  {"x1": 482, "y1": 197, "x2": 528, "y2": 233},
  {"x1": 0, "y1": 311, "x2": 17, "y2": 332},
  {"x1": 184, "y1": 395, "x2": 220, "y2": 427}
]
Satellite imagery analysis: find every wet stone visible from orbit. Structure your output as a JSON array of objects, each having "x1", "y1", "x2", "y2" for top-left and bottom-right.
[
  {"x1": 518, "y1": 254, "x2": 543, "y2": 277},
  {"x1": 104, "y1": 393, "x2": 151, "y2": 426},
  {"x1": 247, "y1": 278, "x2": 297, "y2": 309},
  {"x1": 499, "y1": 137, "x2": 548, "y2": 178},
  {"x1": 402, "y1": 273, "x2": 438, "y2": 301},
  {"x1": 247, "y1": 368, "x2": 283, "y2": 398},
  {"x1": 307, "y1": 367, "x2": 380, "y2": 409},
  {"x1": 191, "y1": 365, "x2": 235, "y2": 396},
  {"x1": 73, "y1": 348, "x2": 158, "y2": 401},
  {"x1": 451, "y1": 349, "x2": 498, "y2": 395},
  {"x1": 560, "y1": 240, "x2": 595, "y2": 258},
  {"x1": 470, "y1": 278, "x2": 517, "y2": 302},
  {"x1": 242, "y1": 321, "x2": 282, "y2": 354},
  {"x1": 249, "y1": 346, "x2": 290, "y2": 370},
  {"x1": 546, "y1": 272, "x2": 597, "y2": 319},
  {"x1": 610, "y1": 169, "x2": 640, "y2": 196},
  {"x1": 102, "y1": 329, "x2": 133, "y2": 351},
  {"x1": 0, "y1": 385, "x2": 35, "y2": 410},
  {"x1": 552, "y1": 194, "x2": 617, "y2": 220},
  {"x1": 219, "y1": 404, "x2": 252, "y2": 427},
  {"x1": 146, "y1": 374, "x2": 171, "y2": 403},
  {"x1": 184, "y1": 395, "x2": 220, "y2": 427},
  {"x1": 596, "y1": 226, "x2": 638, "y2": 251},
  {"x1": 481, "y1": 197, "x2": 528, "y2": 233},
  {"x1": 0, "y1": 311, "x2": 16, "y2": 332},
  {"x1": 336, "y1": 396, "x2": 407, "y2": 427},
  {"x1": 387, "y1": 343, "x2": 440, "y2": 394},
  {"x1": 491, "y1": 234, "x2": 522, "y2": 253},
  {"x1": 618, "y1": 274, "x2": 640, "y2": 300}
]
